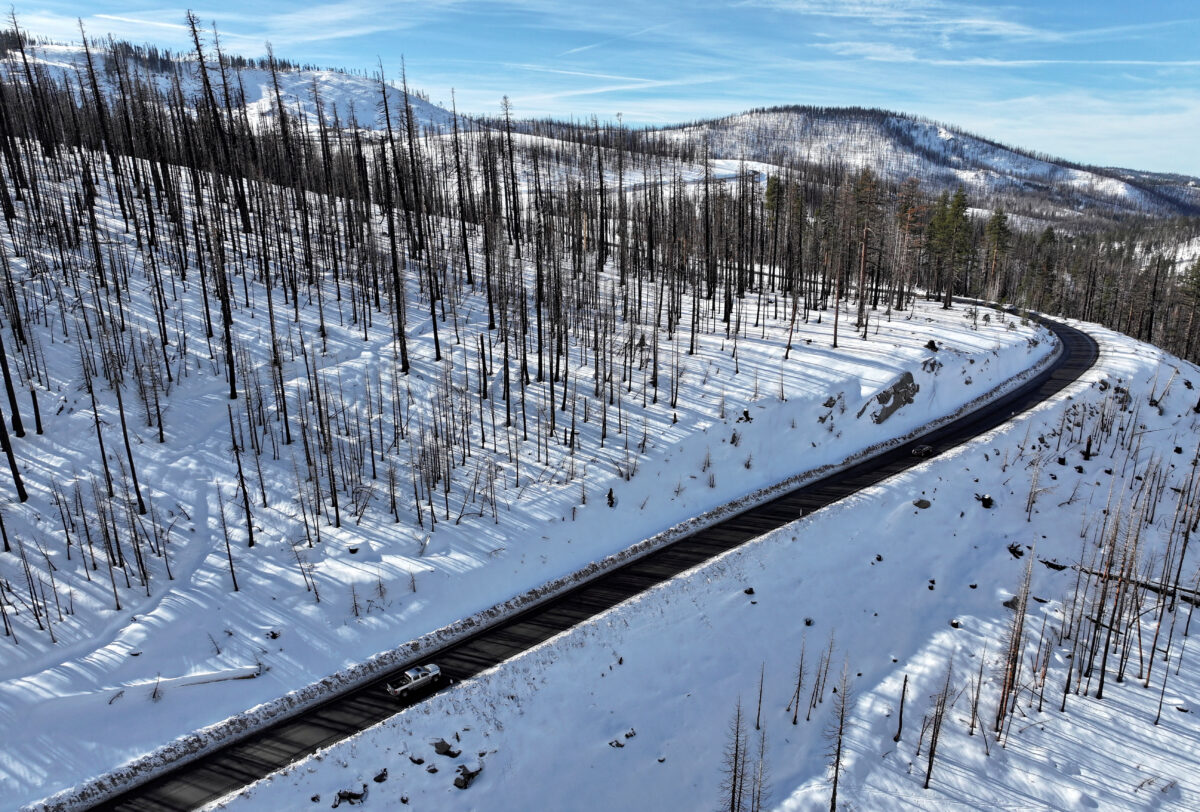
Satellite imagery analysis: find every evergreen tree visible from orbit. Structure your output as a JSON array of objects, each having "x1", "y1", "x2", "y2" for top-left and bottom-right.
[
  {"x1": 764, "y1": 174, "x2": 784, "y2": 213},
  {"x1": 983, "y1": 208, "x2": 1011, "y2": 300},
  {"x1": 1028, "y1": 226, "x2": 1058, "y2": 311},
  {"x1": 936, "y1": 187, "x2": 972, "y2": 308}
]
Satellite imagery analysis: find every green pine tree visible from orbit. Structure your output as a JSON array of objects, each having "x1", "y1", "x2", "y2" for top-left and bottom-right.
[{"x1": 984, "y1": 208, "x2": 1011, "y2": 299}]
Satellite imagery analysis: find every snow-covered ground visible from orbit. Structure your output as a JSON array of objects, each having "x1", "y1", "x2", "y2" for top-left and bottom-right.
[
  {"x1": 14, "y1": 38, "x2": 1200, "y2": 223},
  {"x1": 9, "y1": 42, "x2": 456, "y2": 133},
  {"x1": 661, "y1": 108, "x2": 1200, "y2": 220},
  {"x1": 210, "y1": 321, "x2": 1200, "y2": 812},
  {"x1": 0, "y1": 123, "x2": 1056, "y2": 808},
  {"x1": 2, "y1": 36, "x2": 1195, "y2": 812},
  {"x1": 6, "y1": 291, "x2": 1053, "y2": 810},
  {"x1": 1170, "y1": 235, "x2": 1200, "y2": 269}
]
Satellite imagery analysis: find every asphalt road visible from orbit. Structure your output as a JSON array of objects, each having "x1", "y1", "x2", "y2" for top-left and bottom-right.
[{"x1": 89, "y1": 312, "x2": 1098, "y2": 812}]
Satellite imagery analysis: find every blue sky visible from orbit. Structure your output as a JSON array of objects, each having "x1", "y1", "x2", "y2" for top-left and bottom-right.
[{"x1": 14, "y1": 1, "x2": 1200, "y2": 174}]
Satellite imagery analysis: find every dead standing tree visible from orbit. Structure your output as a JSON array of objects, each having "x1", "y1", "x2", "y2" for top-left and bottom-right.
[{"x1": 825, "y1": 662, "x2": 853, "y2": 812}]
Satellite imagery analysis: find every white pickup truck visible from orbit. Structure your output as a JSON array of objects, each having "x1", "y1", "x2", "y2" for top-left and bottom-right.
[{"x1": 385, "y1": 663, "x2": 442, "y2": 699}]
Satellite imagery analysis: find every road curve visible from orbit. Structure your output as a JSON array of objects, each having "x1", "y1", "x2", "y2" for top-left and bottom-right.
[{"x1": 88, "y1": 312, "x2": 1098, "y2": 812}]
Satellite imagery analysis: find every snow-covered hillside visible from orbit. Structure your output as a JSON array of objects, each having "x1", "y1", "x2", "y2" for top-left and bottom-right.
[
  {"x1": 2, "y1": 28, "x2": 1199, "y2": 812},
  {"x1": 0, "y1": 117, "x2": 1060, "y2": 809},
  {"x1": 9, "y1": 42, "x2": 457, "y2": 133},
  {"x1": 659, "y1": 107, "x2": 1200, "y2": 220},
  {"x1": 212, "y1": 322, "x2": 1200, "y2": 812},
  {"x1": 2, "y1": 203, "x2": 1054, "y2": 808},
  {"x1": 11, "y1": 39, "x2": 1200, "y2": 223}
]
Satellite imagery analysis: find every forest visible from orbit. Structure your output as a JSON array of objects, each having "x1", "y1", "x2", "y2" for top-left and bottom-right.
[
  {"x1": 0, "y1": 15, "x2": 1199, "y2": 810},
  {"x1": 0, "y1": 3, "x2": 1196, "y2": 692}
]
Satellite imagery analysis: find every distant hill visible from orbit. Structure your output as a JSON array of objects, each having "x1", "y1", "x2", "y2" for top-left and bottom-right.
[
  {"x1": 7, "y1": 36, "x2": 1199, "y2": 224},
  {"x1": 6, "y1": 40, "x2": 458, "y2": 133},
  {"x1": 655, "y1": 106, "x2": 1200, "y2": 220}
]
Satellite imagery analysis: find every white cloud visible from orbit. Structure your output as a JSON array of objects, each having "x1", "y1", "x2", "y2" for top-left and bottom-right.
[
  {"x1": 507, "y1": 71, "x2": 729, "y2": 106},
  {"x1": 749, "y1": 0, "x2": 1198, "y2": 46},
  {"x1": 814, "y1": 41, "x2": 918, "y2": 62},
  {"x1": 745, "y1": 0, "x2": 944, "y2": 21},
  {"x1": 92, "y1": 14, "x2": 189, "y2": 32},
  {"x1": 812, "y1": 40, "x2": 1200, "y2": 69},
  {"x1": 557, "y1": 23, "x2": 667, "y2": 57},
  {"x1": 927, "y1": 89, "x2": 1200, "y2": 174}
]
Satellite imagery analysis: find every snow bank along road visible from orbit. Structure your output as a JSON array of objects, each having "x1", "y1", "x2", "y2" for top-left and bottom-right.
[{"x1": 88, "y1": 312, "x2": 1098, "y2": 812}]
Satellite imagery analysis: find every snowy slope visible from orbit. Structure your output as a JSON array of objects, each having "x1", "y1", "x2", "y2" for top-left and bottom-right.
[
  {"x1": 211, "y1": 321, "x2": 1200, "y2": 812},
  {"x1": 660, "y1": 107, "x2": 1200, "y2": 219},
  {"x1": 13, "y1": 39, "x2": 1200, "y2": 221},
  {"x1": 9, "y1": 42, "x2": 457, "y2": 133},
  {"x1": 6, "y1": 289, "x2": 1054, "y2": 809},
  {"x1": 1, "y1": 32, "x2": 1197, "y2": 812},
  {"x1": 0, "y1": 129, "x2": 1058, "y2": 807}
]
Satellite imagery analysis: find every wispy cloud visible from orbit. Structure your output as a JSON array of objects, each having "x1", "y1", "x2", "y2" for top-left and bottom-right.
[
  {"x1": 511, "y1": 64, "x2": 678, "y2": 83},
  {"x1": 80, "y1": 2, "x2": 464, "y2": 52},
  {"x1": 944, "y1": 89, "x2": 1200, "y2": 173},
  {"x1": 914, "y1": 15, "x2": 1199, "y2": 44},
  {"x1": 748, "y1": 0, "x2": 1197, "y2": 45},
  {"x1": 92, "y1": 15, "x2": 190, "y2": 32},
  {"x1": 215, "y1": 1, "x2": 460, "y2": 47},
  {"x1": 815, "y1": 41, "x2": 918, "y2": 62},
  {"x1": 508, "y1": 64, "x2": 729, "y2": 105},
  {"x1": 744, "y1": 0, "x2": 943, "y2": 21},
  {"x1": 557, "y1": 23, "x2": 667, "y2": 57},
  {"x1": 814, "y1": 41, "x2": 1200, "y2": 68}
]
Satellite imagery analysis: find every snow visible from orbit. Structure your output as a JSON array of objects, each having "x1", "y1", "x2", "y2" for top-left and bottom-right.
[
  {"x1": 1172, "y1": 236, "x2": 1200, "y2": 268},
  {"x1": 0, "y1": 112, "x2": 1060, "y2": 808},
  {"x1": 6, "y1": 279, "x2": 1055, "y2": 810},
  {"x1": 209, "y1": 321, "x2": 1200, "y2": 812},
  {"x1": 16, "y1": 36, "x2": 1200, "y2": 227},
  {"x1": 0, "y1": 37, "x2": 1196, "y2": 812},
  {"x1": 8, "y1": 43, "x2": 458, "y2": 133},
  {"x1": 14, "y1": 38, "x2": 1200, "y2": 225},
  {"x1": 659, "y1": 108, "x2": 1196, "y2": 220}
]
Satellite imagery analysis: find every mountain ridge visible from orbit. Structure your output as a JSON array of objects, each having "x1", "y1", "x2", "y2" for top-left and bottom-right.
[
  {"x1": 6, "y1": 34, "x2": 1199, "y2": 222},
  {"x1": 650, "y1": 104, "x2": 1200, "y2": 220}
]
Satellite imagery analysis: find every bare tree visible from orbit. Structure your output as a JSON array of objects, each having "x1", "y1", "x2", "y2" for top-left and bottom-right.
[
  {"x1": 825, "y1": 662, "x2": 853, "y2": 812},
  {"x1": 719, "y1": 697, "x2": 748, "y2": 812}
]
